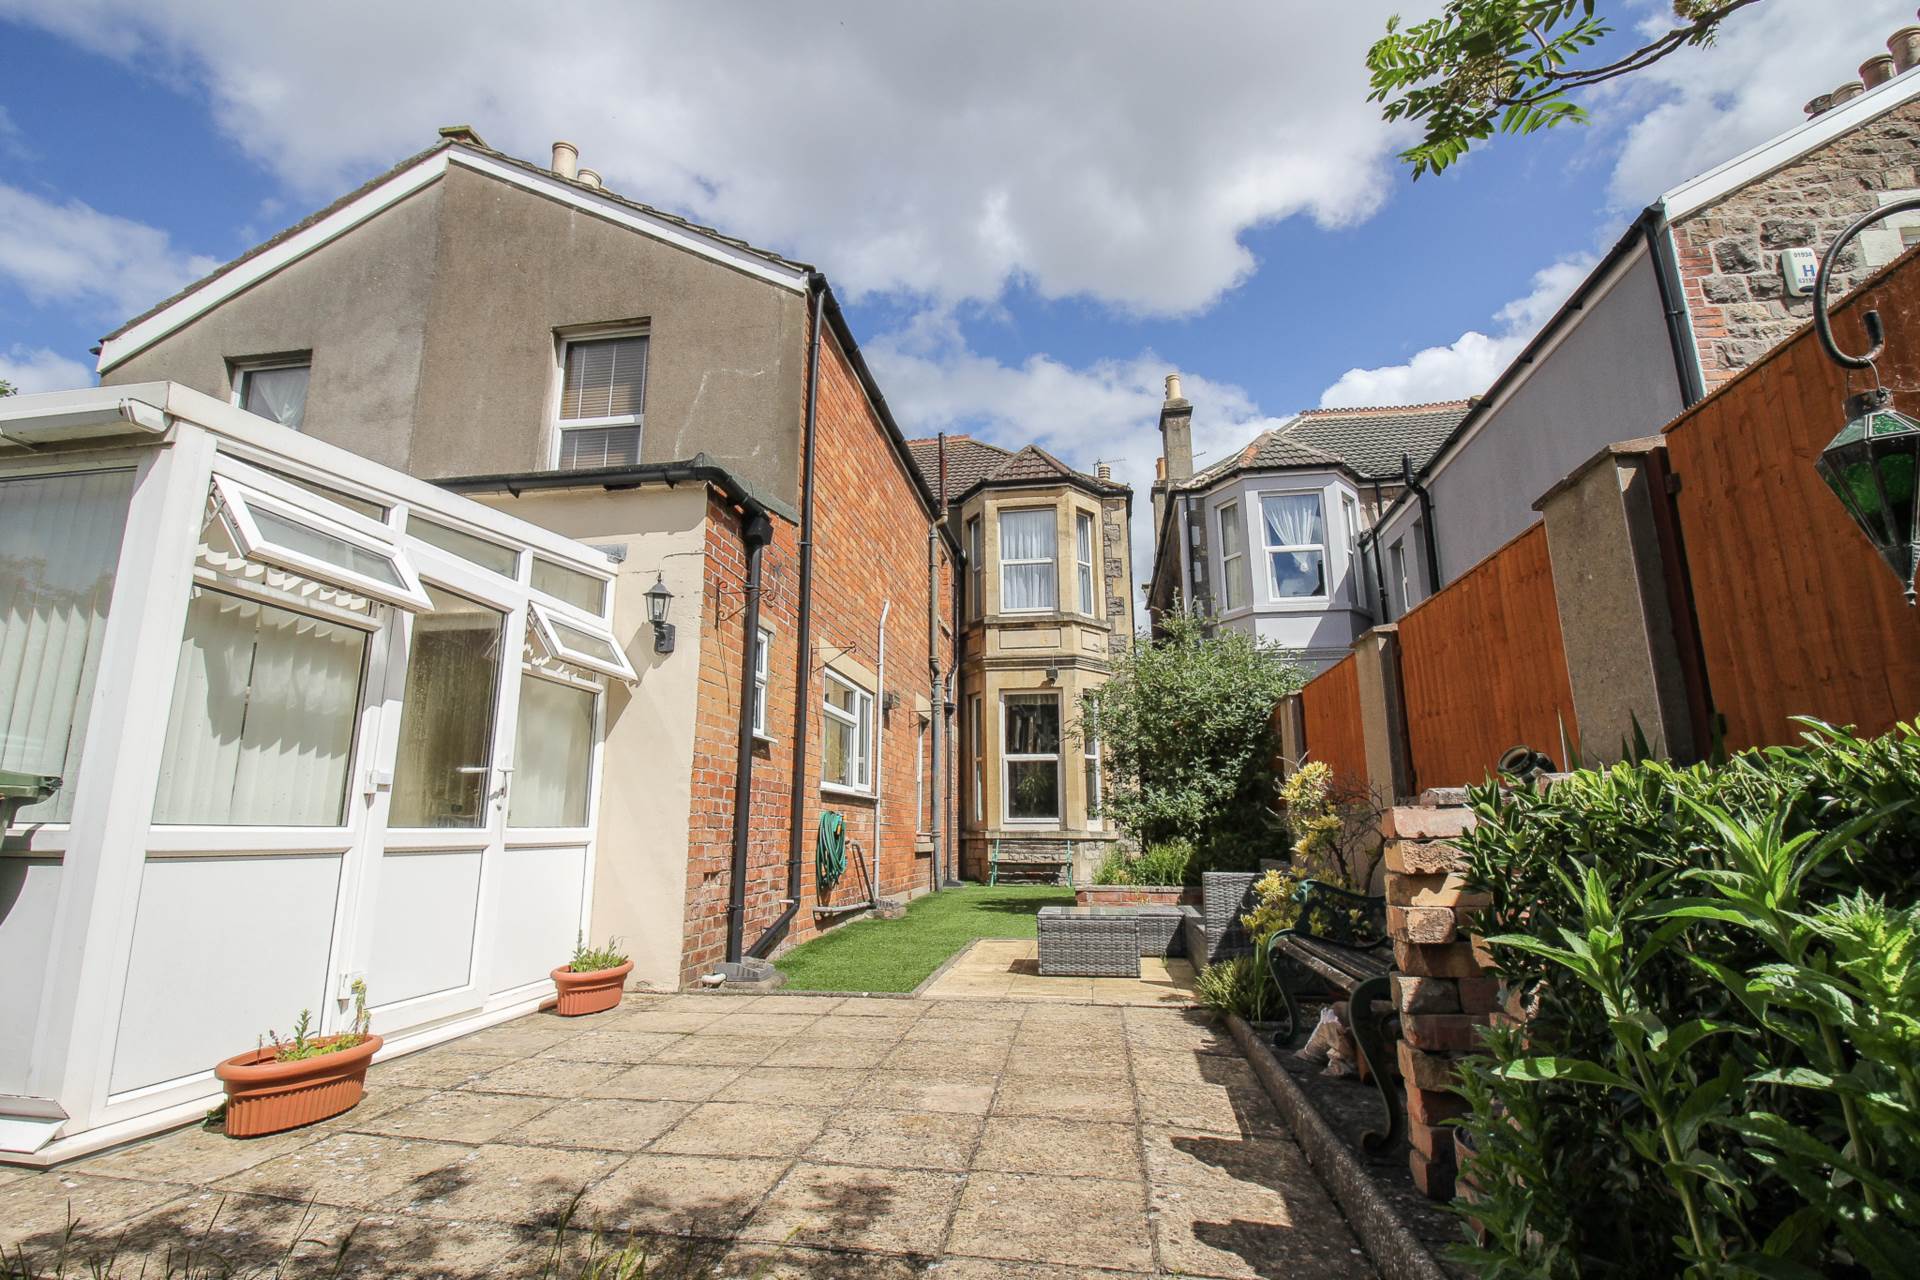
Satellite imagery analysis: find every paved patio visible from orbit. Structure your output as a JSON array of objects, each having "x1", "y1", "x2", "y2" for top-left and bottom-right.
[
  {"x1": 1, "y1": 993, "x2": 1374, "y2": 1278},
  {"x1": 921, "y1": 938, "x2": 1200, "y2": 1005}
]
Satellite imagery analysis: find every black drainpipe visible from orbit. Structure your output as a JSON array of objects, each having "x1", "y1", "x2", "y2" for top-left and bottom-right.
[
  {"x1": 1645, "y1": 211, "x2": 1706, "y2": 409},
  {"x1": 747, "y1": 274, "x2": 826, "y2": 960},
  {"x1": 724, "y1": 511, "x2": 774, "y2": 965},
  {"x1": 1402, "y1": 453, "x2": 1441, "y2": 594},
  {"x1": 1365, "y1": 479, "x2": 1392, "y2": 620}
]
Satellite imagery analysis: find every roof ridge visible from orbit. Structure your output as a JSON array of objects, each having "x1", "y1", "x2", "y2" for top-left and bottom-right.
[{"x1": 1292, "y1": 399, "x2": 1474, "y2": 417}]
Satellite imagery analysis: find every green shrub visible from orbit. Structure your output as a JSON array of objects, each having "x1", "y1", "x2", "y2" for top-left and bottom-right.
[
  {"x1": 1090, "y1": 838, "x2": 1196, "y2": 886},
  {"x1": 1194, "y1": 953, "x2": 1279, "y2": 1022},
  {"x1": 1453, "y1": 720, "x2": 1920, "y2": 1279},
  {"x1": 569, "y1": 934, "x2": 629, "y2": 973}
]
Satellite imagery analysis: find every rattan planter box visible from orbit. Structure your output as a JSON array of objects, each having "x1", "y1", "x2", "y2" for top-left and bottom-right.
[{"x1": 1037, "y1": 907, "x2": 1141, "y2": 977}]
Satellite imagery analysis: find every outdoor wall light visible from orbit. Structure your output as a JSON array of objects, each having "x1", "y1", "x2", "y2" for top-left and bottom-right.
[
  {"x1": 1813, "y1": 195, "x2": 1920, "y2": 607},
  {"x1": 644, "y1": 572, "x2": 676, "y2": 653}
]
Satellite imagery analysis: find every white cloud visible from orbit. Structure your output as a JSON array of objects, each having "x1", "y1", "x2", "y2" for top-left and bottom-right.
[
  {"x1": 867, "y1": 311, "x2": 1289, "y2": 584},
  {"x1": 1603, "y1": 0, "x2": 1913, "y2": 209},
  {"x1": 0, "y1": 184, "x2": 219, "y2": 319},
  {"x1": 0, "y1": 0, "x2": 1422, "y2": 317},
  {"x1": 0, "y1": 344, "x2": 93, "y2": 393},
  {"x1": 1318, "y1": 254, "x2": 1593, "y2": 407}
]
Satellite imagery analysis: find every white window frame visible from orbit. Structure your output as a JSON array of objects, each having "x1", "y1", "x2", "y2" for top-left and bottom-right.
[
  {"x1": 210, "y1": 473, "x2": 431, "y2": 611},
  {"x1": 1075, "y1": 509, "x2": 1097, "y2": 616},
  {"x1": 966, "y1": 516, "x2": 983, "y2": 620},
  {"x1": 1000, "y1": 690, "x2": 1062, "y2": 827},
  {"x1": 752, "y1": 627, "x2": 773, "y2": 738},
  {"x1": 998, "y1": 507, "x2": 1058, "y2": 614},
  {"x1": 1390, "y1": 539, "x2": 1410, "y2": 617},
  {"x1": 1083, "y1": 708, "x2": 1102, "y2": 829},
  {"x1": 1259, "y1": 489, "x2": 1330, "y2": 603},
  {"x1": 969, "y1": 694, "x2": 983, "y2": 824},
  {"x1": 1218, "y1": 500, "x2": 1247, "y2": 612},
  {"x1": 551, "y1": 331, "x2": 647, "y2": 469},
  {"x1": 914, "y1": 713, "x2": 927, "y2": 833},
  {"x1": 821, "y1": 667, "x2": 874, "y2": 794},
  {"x1": 528, "y1": 601, "x2": 638, "y2": 682},
  {"x1": 230, "y1": 357, "x2": 311, "y2": 430}
]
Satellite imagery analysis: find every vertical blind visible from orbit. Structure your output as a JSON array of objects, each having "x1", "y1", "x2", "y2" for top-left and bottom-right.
[
  {"x1": 508, "y1": 675, "x2": 593, "y2": 828},
  {"x1": 0, "y1": 469, "x2": 136, "y2": 823},
  {"x1": 152, "y1": 589, "x2": 367, "y2": 826},
  {"x1": 999, "y1": 509, "x2": 1057, "y2": 611}
]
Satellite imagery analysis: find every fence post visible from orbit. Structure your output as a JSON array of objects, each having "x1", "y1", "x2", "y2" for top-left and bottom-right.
[
  {"x1": 1274, "y1": 692, "x2": 1306, "y2": 778},
  {"x1": 1352, "y1": 624, "x2": 1415, "y2": 806},
  {"x1": 1534, "y1": 438, "x2": 1702, "y2": 764}
]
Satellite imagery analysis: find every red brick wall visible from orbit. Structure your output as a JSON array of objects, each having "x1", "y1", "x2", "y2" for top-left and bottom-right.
[{"x1": 680, "y1": 317, "x2": 957, "y2": 983}]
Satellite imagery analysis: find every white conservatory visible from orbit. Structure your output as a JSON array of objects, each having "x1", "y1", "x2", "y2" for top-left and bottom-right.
[{"x1": 0, "y1": 383, "x2": 634, "y2": 1164}]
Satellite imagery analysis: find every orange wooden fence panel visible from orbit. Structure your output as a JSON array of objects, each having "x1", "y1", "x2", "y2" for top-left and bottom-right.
[
  {"x1": 1299, "y1": 652, "x2": 1366, "y2": 786},
  {"x1": 1398, "y1": 523, "x2": 1579, "y2": 790},
  {"x1": 1662, "y1": 252, "x2": 1920, "y2": 750}
]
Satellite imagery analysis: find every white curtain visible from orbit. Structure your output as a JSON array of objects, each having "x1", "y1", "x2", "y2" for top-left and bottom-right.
[
  {"x1": 509, "y1": 675, "x2": 594, "y2": 828},
  {"x1": 242, "y1": 367, "x2": 309, "y2": 431},
  {"x1": 1262, "y1": 494, "x2": 1324, "y2": 548},
  {"x1": 0, "y1": 469, "x2": 136, "y2": 823},
  {"x1": 152, "y1": 590, "x2": 366, "y2": 826},
  {"x1": 999, "y1": 509, "x2": 1057, "y2": 611}
]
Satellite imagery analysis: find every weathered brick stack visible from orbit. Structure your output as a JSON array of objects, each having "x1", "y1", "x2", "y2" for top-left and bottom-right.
[{"x1": 1382, "y1": 789, "x2": 1497, "y2": 1200}]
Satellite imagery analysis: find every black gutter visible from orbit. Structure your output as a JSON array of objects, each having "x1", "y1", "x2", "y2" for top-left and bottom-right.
[
  {"x1": 1401, "y1": 453, "x2": 1441, "y2": 593},
  {"x1": 1645, "y1": 212, "x2": 1707, "y2": 408},
  {"x1": 748, "y1": 275, "x2": 827, "y2": 960},
  {"x1": 437, "y1": 454, "x2": 788, "y2": 522},
  {"x1": 724, "y1": 511, "x2": 773, "y2": 964}
]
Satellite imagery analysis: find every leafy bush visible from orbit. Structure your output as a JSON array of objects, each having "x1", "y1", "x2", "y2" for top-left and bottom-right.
[
  {"x1": 1195, "y1": 953, "x2": 1279, "y2": 1022},
  {"x1": 1453, "y1": 720, "x2": 1920, "y2": 1279},
  {"x1": 1091, "y1": 839, "x2": 1196, "y2": 886},
  {"x1": 1081, "y1": 610, "x2": 1303, "y2": 869},
  {"x1": 569, "y1": 934, "x2": 630, "y2": 973}
]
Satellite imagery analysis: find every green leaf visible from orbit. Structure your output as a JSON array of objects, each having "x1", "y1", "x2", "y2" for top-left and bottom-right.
[{"x1": 1492, "y1": 1056, "x2": 1634, "y2": 1091}]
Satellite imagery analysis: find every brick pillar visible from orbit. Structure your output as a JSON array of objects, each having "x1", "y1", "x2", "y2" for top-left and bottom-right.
[{"x1": 1382, "y1": 792, "x2": 1495, "y2": 1200}]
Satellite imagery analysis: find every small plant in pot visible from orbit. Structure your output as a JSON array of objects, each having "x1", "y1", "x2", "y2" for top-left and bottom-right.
[
  {"x1": 214, "y1": 979, "x2": 381, "y2": 1138},
  {"x1": 552, "y1": 934, "x2": 632, "y2": 1016}
]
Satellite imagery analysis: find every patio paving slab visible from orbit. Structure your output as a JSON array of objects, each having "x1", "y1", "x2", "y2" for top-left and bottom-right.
[{"x1": 3, "y1": 990, "x2": 1379, "y2": 1278}]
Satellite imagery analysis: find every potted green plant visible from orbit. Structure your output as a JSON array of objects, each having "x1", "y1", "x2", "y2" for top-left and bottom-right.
[
  {"x1": 214, "y1": 980, "x2": 380, "y2": 1138},
  {"x1": 552, "y1": 935, "x2": 632, "y2": 1016}
]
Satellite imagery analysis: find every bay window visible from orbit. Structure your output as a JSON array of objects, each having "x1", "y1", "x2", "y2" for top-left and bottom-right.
[
  {"x1": 999, "y1": 508, "x2": 1056, "y2": 612},
  {"x1": 1261, "y1": 492, "x2": 1327, "y2": 599},
  {"x1": 969, "y1": 694, "x2": 983, "y2": 823},
  {"x1": 1002, "y1": 691, "x2": 1060, "y2": 824},
  {"x1": 1075, "y1": 510, "x2": 1097, "y2": 615},
  {"x1": 1083, "y1": 709, "x2": 1102, "y2": 824},
  {"x1": 1218, "y1": 500, "x2": 1248, "y2": 611},
  {"x1": 0, "y1": 469, "x2": 137, "y2": 823},
  {"x1": 822, "y1": 669, "x2": 873, "y2": 792}
]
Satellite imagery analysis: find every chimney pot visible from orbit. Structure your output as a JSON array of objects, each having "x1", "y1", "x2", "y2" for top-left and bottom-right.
[
  {"x1": 1164, "y1": 372, "x2": 1183, "y2": 403},
  {"x1": 577, "y1": 167, "x2": 603, "y2": 189},
  {"x1": 1155, "y1": 457, "x2": 1166, "y2": 481},
  {"x1": 551, "y1": 140, "x2": 579, "y2": 180},
  {"x1": 1097, "y1": 463, "x2": 1112, "y2": 482},
  {"x1": 1861, "y1": 54, "x2": 1897, "y2": 89},
  {"x1": 1805, "y1": 93, "x2": 1834, "y2": 119},
  {"x1": 1830, "y1": 80, "x2": 1866, "y2": 106},
  {"x1": 1891, "y1": 25, "x2": 1920, "y2": 74}
]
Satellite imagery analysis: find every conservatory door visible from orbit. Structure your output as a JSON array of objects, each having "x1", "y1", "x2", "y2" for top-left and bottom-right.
[{"x1": 360, "y1": 564, "x2": 523, "y2": 1032}]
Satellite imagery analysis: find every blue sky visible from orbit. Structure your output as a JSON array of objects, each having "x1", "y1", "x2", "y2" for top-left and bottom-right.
[{"x1": 1, "y1": 0, "x2": 1909, "y2": 559}]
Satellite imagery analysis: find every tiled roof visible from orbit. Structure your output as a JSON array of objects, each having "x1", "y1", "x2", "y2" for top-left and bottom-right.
[
  {"x1": 1277, "y1": 401, "x2": 1472, "y2": 480},
  {"x1": 1182, "y1": 430, "x2": 1346, "y2": 489},
  {"x1": 905, "y1": 436, "x2": 1123, "y2": 504}
]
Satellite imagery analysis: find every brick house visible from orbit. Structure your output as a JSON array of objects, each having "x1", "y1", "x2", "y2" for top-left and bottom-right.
[
  {"x1": 1367, "y1": 54, "x2": 1920, "y2": 613},
  {"x1": 92, "y1": 127, "x2": 958, "y2": 991},
  {"x1": 907, "y1": 435, "x2": 1133, "y2": 884}
]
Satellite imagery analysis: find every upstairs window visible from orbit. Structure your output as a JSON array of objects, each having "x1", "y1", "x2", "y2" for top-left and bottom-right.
[
  {"x1": 235, "y1": 361, "x2": 310, "y2": 432},
  {"x1": 1075, "y1": 511, "x2": 1097, "y2": 616},
  {"x1": 1261, "y1": 492, "x2": 1327, "y2": 599},
  {"x1": 999, "y1": 508, "x2": 1056, "y2": 612},
  {"x1": 966, "y1": 516, "x2": 983, "y2": 620},
  {"x1": 1218, "y1": 501, "x2": 1248, "y2": 612},
  {"x1": 556, "y1": 334, "x2": 647, "y2": 470}
]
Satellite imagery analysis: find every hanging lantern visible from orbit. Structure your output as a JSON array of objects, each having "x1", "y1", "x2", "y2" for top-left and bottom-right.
[
  {"x1": 1811, "y1": 194, "x2": 1920, "y2": 606},
  {"x1": 1815, "y1": 389, "x2": 1920, "y2": 605}
]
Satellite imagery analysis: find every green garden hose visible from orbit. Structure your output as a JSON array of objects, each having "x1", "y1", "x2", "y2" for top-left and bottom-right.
[{"x1": 815, "y1": 811, "x2": 847, "y2": 892}]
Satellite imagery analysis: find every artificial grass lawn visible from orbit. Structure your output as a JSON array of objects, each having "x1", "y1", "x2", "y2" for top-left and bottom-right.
[{"x1": 774, "y1": 883, "x2": 1075, "y2": 993}]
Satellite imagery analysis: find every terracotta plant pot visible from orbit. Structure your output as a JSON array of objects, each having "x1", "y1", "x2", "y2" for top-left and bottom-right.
[
  {"x1": 551, "y1": 960, "x2": 633, "y2": 1016},
  {"x1": 214, "y1": 1034, "x2": 382, "y2": 1138}
]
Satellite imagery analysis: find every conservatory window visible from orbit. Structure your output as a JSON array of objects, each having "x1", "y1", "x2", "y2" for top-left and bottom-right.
[
  {"x1": 822, "y1": 669, "x2": 872, "y2": 792},
  {"x1": 1002, "y1": 691, "x2": 1060, "y2": 824},
  {"x1": 152, "y1": 588, "x2": 368, "y2": 826},
  {"x1": 0, "y1": 468, "x2": 137, "y2": 824},
  {"x1": 1261, "y1": 492, "x2": 1327, "y2": 599},
  {"x1": 999, "y1": 508, "x2": 1057, "y2": 612},
  {"x1": 508, "y1": 673, "x2": 595, "y2": 828},
  {"x1": 407, "y1": 514, "x2": 519, "y2": 578},
  {"x1": 389, "y1": 588, "x2": 505, "y2": 829},
  {"x1": 529, "y1": 603, "x2": 636, "y2": 682},
  {"x1": 212, "y1": 475, "x2": 430, "y2": 611},
  {"x1": 531, "y1": 557, "x2": 609, "y2": 616}
]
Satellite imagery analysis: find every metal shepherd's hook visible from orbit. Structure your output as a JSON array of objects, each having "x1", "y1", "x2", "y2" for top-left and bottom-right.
[{"x1": 1813, "y1": 193, "x2": 1920, "y2": 371}]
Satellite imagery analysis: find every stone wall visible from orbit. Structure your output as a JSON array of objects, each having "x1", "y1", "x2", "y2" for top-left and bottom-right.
[
  {"x1": 1381, "y1": 793, "x2": 1497, "y2": 1200},
  {"x1": 1673, "y1": 96, "x2": 1920, "y2": 389}
]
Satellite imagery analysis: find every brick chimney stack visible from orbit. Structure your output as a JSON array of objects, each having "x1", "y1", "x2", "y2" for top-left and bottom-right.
[{"x1": 1159, "y1": 372, "x2": 1193, "y2": 482}]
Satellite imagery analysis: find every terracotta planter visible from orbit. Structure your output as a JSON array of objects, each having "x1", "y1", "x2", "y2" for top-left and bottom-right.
[
  {"x1": 551, "y1": 960, "x2": 633, "y2": 1016},
  {"x1": 215, "y1": 1034, "x2": 382, "y2": 1138}
]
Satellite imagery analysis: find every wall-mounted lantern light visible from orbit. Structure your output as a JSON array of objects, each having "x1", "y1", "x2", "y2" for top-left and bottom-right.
[
  {"x1": 1813, "y1": 195, "x2": 1920, "y2": 607},
  {"x1": 644, "y1": 572, "x2": 676, "y2": 653}
]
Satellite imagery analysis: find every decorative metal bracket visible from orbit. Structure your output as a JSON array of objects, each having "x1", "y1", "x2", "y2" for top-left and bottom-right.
[{"x1": 1813, "y1": 194, "x2": 1920, "y2": 371}]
